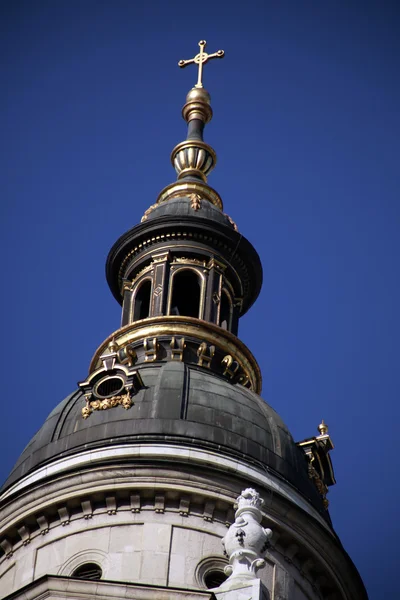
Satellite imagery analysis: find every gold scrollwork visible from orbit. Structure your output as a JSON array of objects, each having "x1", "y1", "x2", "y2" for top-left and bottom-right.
[
  {"x1": 224, "y1": 213, "x2": 238, "y2": 231},
  {"x1": 190, "y1": 193, "x2": 202, "y2": 210},
  {"x1": 170, "y1": 336, "x2": 186, "y2": 361},
  {"x1": 197, "y1": 341, "x2": 215, "y2": 368},
  {"x1": 144, "y1": 337, "x2": 159, "y2": 361},
  {"x1": 237, "y1": 373, "x2": 252, "y2": 388},
  {"x1": 222, "y1": 355, "x2": 240, "y2": 379},
  {"x1": 122, "y1": 280, "x2": 133, "y2": 293},
  {"x1": 118, "y1": 344, "x2": 137, "y2": 367},
  {"x1": 131, "y1": 264, "x2": 154, "y2": 286},
  {"x1": 212, "y1": 292, "x2": 221, "y2": 304},
  {"x1": 174, "y1": 257, "x2": 207, "y2": 267},
  {"x1": 82, "y1": 391, "x2": 133, "y2": 420},
  {"x1": 308, "y1": 462, "x2": 329, "y2": 510},
  {"x1": 156, "y1": 181, "x2": 223, "y2": 210},
  {"x1": 89, "y1": 317, "x2": 262, "y2": 393},
  {"x1": 141, "y1": 203, "x2": 158, "y2": 222}
]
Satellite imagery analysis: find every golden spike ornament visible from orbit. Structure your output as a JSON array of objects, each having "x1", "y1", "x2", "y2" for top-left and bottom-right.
[{"x1": 178, "y1": 40, "x2": 224, "y2": 88}]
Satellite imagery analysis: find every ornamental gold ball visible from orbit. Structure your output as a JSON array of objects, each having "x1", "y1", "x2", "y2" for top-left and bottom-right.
[{"x1": 186, "y1": 86, "x2": 211, "y2": 105}]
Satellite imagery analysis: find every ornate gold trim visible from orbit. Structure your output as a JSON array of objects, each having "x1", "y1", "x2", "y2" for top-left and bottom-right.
[
  {"x1": 82, "y1": 391, "x2": 133, "y2": 419},
  {"x1": 197, "y1": 341, "x2": 215, "y2": 367},
  {"x1": 190, "y1": 193, "x2": 202, "y2": 210},
  {"x1": 170, "y1": 336, "x2": 186, "y2": 361},
  {"x1": 156, "y1": 181, "x2": 223, "y2": 210},
  {"x1": 171, "y1": 140, "x2": 217, "y2": 172},
  {"x1": 224, "y1": 213, "x2": 238, "y2": 231},
  {"x1": 118, "y1": 237, "x2": 245, "y2": 299},
  {"x1": 141, "y1": 203, "x2": 158, "y2": 222},
  {"x1": 173, "y1": 257, "x2": 207, "y2": 267},
  {"x1": 131, "y1": 264, "x2": 154, "y2": 286},
  {"x1": 144, "y1": 337, "x2": 159, "y2": 361},
  {"x1": 89, "y1": 316, "x2": 262, "y2": 393},
  {"x1": 308, "y1": 462, "x2": 329, "y2": 510}
]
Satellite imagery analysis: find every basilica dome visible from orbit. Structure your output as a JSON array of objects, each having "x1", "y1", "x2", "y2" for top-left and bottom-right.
[{"x1": 2, "y1": 362, "x2": 324, "y2": 515}]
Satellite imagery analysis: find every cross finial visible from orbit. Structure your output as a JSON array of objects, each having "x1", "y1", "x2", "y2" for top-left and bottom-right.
[{"x1": 178, "y1": 40, "x2": 224, "y2": 89}]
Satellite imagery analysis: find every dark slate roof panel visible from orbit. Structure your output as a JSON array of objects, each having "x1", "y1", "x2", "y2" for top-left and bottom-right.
[{"x1": 1, "y1": 363, "x2": 324, "y2": 515}]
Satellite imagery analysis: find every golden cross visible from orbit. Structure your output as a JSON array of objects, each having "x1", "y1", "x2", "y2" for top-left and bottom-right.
[{"x1": 178, "y1": 40, "x2": 225, "y2": 89}]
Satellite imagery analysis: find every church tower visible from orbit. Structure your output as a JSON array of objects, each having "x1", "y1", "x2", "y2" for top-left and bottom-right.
[{"x1": 0, "y1": 42, "x2": 367, "y2": 600}]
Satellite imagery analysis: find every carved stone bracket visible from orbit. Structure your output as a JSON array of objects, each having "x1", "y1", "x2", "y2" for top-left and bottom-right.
[
  {"x1": 0, "y1": 539, "x2": 13, "y2": 559},
  {"x1": 220, "y1": 488, "x2": 273, "y2": 586}
]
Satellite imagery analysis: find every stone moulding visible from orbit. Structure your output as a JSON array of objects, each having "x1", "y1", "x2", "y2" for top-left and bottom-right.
[
  {"x1": 0, "y1": 445, "x2": 331, "y2": 531},
  {"x1": 0, "y1": 479, "x2": 347, "y2": 599},
  {"x1": 4, "y1": 575, "x2": 216, "y2": 600}
]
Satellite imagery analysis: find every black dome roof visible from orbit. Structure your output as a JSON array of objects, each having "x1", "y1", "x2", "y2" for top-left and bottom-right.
[
  {"x1": 2, "y1": 363, "x2": 323, "y2": 514},
  {"x1": 145, "y1": 197, "x2": 235, "y2": 228}
]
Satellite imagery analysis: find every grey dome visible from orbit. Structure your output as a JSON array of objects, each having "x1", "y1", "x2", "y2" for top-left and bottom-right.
[
  {"x1": 2, "y1": 363, "x2": 322, "y2": 512},
  {"x1": 146, "y1": 197, "x2": 235, "y2": 228}
]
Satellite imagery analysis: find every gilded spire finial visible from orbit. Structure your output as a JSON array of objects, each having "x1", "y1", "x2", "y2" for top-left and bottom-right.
[
  {"x1": 178, "y1": 40, "x2": 224, "y2": 89},
  {"x1": 152, "y1": 41, "x2": 225, "y2": 211},
  {"x1": 318, "y1": 419, "x2": 328, "y2": 436}
]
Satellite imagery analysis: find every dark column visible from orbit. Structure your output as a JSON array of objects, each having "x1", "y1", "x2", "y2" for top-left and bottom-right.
[
  {"x1": 231, "y1": 299, "x2": 243, "y2": 336},
  {"x1": 150, "y1": 251, "x2": 171, "y2": 316},
  {"x1": 121, "y1": 282, "x2": 133, "y2": 326},
  {"x1": 204, "y1": 259, "x2": 226, "y2": 324}
]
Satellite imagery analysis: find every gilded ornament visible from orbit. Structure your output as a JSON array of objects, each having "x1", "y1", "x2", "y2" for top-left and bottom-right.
[
  {"x1": 170, "y1": 336, "x2": 186, "y2": 361},
  {"x1": 81, "y1": 391, "x2": 133, "y2": 420},
  {"x1": 144, "y1": 337, "x2": 159, "y2": 361},
  {"x1": 81, "y1": 405, "x2": 91, "y2": 419},
  {"x1": 237, "y1": 373, "x2": 251, "y2": 388},
  {"x1": 212, "y1": 291, "x2": 221, "y2": 304},
  {"x1": 118, "y1": 344, "x2": 137, "y2": 367},
  {"x1": 122, "y1": 280, "x2": 133, "y2": 292},
  {"x1": 222, "y1": 355, "x2": 240, "y2": 379},
  {"x1": 141, "y1": 203, "x2": 157, "y2": 222},
  {"x1": 89, "y1": 317, "x2": 261, "y2": 393},
  {"x1": 155, "y1": 180, "x2": 223, "y2": 210},
  {"x1": 197, "y1": 341, "x2": 215, "y2": 368},
  {"x1": 190, "y1": 193, "x2": 202, "y2": 210},
  {"x1": 130, "y1": 264, "x2": 154, "y2": 287},
  {"x1": 308, "y1": 462, "x2": 329, "y2": 509},
  {"x1": 174, "y1": 257, "x2": 206, "y2": 267},
  {"x1": 317, "y1": 419, "x2": 328, "y2": 436},
  {"x1": 153, "y1": 284, "x2": 163, "y2": 297},
  {"x1": 224, "y1": 213, "x2": 238, "y2": 231},
  {"x1": 178, "y1": 40, "x2": 225, "y2": 90}
]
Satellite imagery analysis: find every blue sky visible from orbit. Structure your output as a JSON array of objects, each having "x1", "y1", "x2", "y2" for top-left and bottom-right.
[{"x1": 1, "y1": 1, "x2": 399, "y2": 597}]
